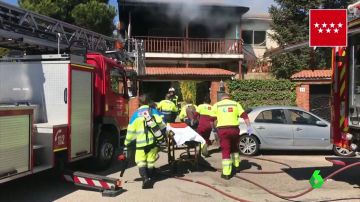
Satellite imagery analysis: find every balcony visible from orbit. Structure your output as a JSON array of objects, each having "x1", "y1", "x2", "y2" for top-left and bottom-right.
[{"x1": 134, "y1": 36, "x2": 244, "y2": 60}]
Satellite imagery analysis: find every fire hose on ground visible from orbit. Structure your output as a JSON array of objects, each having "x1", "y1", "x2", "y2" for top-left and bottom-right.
[
  {"x1": 118, "y1": 143, "x2": 359, "y2": 201},
  {"x1": 158, "y1": 157, "x2": 360, "y2": 202},
  {"x1": 233, "y1": 160, "x2": 360, "y2": 200}
]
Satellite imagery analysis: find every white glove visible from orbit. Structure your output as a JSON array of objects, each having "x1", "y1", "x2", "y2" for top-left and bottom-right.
[{"x1": 247, "y1": 126, "x2": 253, "y2": 135}]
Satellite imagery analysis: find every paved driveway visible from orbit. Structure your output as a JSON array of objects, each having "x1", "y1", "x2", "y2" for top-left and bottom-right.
[{"x1": 0, "y1": 149, "x2": 359, "y2": 202}]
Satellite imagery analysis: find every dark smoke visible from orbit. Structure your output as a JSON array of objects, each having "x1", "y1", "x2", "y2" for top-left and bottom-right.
[{"x1": 128, "y1": 0, "x2": 248, "y2": 28}]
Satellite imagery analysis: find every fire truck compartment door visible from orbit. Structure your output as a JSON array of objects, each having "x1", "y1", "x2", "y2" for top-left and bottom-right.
[
  {"x1": 70, "y1": 69, "x2": 92, "y2": 159},
  {"x1": 0, "y1": 108, "x2": 31, "y2": 180}
]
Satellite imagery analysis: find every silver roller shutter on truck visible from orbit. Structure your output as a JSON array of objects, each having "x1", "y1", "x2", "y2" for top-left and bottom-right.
[{"x1": 0, "y1": 111, "x2": 31, "y2": 179}]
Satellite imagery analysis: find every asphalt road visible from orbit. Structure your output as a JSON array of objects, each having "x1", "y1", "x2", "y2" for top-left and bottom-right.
[{"x1": 0, "y1": 149, "x2": 359, "y2": 202}]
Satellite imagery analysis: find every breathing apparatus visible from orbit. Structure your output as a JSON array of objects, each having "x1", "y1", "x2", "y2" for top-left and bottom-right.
[{"x1": 143, "y1": 109, "x2": 166, "y2": 144}]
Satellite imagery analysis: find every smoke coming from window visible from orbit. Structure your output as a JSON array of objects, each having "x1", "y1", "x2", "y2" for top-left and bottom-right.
[{"x1": 128, "y1": 0, "x2": 248, "y2": 34}]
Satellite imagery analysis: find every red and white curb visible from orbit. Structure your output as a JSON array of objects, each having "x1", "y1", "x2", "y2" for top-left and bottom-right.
[
  {"x1": 74, "y1": 176, "x2": 115, "y2": 189},
  {"x1": 64, "y1": 174, "x2": 115, "y2": 190}
]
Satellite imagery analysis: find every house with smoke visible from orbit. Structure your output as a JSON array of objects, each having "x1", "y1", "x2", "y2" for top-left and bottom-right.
[
  {"x1": 240, "y1": 13, "x2": 278, "y2": 78},
  {"x1": 119, "y1": 0, "x2": 277, "y2": 103}
]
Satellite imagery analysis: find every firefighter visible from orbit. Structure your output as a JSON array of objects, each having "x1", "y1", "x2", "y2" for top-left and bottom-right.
[
  {"x1": 212, "y1": 93, "x2": 252, "y2": 180},
  {"x1": 157, "y1": 94, "x2": 177, "y2": 123},
  {"x1": 124, "y1": 94, "x2": 167, "y2": 189},
  {"x1": 179, "y1": 98, "x2": 199, "y2": 129},
  {"x1": 168, "y1": 87, "x2": 179, "y2": 110},
  {"x1": 196, "y1": 95, "x2": 216, "y2": 157}
]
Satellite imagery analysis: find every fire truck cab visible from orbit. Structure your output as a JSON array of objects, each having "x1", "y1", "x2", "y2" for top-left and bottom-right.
[{"x1": 0, "y1": 53, "x2": 129, "y2": 183}]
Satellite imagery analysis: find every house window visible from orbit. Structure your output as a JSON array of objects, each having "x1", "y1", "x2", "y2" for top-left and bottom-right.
[
  {"x1": 242, "y1": 30, "x2": 253, "y2": 45},
  {"x1": 241, "y1": 30, "x2": 267, "y2": 46},
  {"x1": 254, "y1": 31, "x2": 266, "y2": 45}
]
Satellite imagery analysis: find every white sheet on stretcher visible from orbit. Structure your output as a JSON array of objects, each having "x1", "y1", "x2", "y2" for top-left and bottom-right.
[{"x1": 167, "y1": 125, "x2": 206, "y2": 146}]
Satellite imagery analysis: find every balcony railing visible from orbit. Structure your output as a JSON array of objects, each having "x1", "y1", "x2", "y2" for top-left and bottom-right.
[{"x1": 135, "y1": 36, "x2": 243, "y2": 55}]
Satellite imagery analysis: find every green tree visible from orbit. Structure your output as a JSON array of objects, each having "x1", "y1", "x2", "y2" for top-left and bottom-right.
[
  {"x1": 269, "y1": 0, "x2": 355, "y2": 79},
  {"x1": 18, "y1": 0, "x2": 116, "y2": 35},
  {"x1": 72, "y1": 1, "x2": 116, "y2": 36}
]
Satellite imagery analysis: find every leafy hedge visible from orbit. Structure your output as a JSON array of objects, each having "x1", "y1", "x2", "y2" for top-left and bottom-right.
[{"x1": 228, "y1": 79, "x2": 296, "y2": 109}]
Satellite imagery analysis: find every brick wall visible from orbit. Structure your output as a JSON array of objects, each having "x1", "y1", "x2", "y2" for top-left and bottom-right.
[
  {"x1": 210, "y1": 81, "x2": 229, "y2": 105},
  {"x1": 296, "y1": 84, "x2": 310, "y2": 111},
  {"x1": 210, "y1": 81, "x2": 220, "y2": 105}
]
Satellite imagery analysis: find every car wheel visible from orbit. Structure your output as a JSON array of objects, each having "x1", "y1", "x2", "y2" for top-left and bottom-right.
[
  {"x1": 239, "y1": 135, "x2": 259, "y2": 156},
  {"x1": 333, "y1": 145, "x2": 356, "y2": 157}
]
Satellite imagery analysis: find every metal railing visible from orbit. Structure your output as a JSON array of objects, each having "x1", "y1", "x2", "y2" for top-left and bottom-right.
[{"x1": 135, "y1": 36, "x2": 243, "y2": 54}]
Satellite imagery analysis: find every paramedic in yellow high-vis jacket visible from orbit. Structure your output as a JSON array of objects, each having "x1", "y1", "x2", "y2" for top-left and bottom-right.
[{"x1": 124, "y1": 94, "x2": 166, "y2": 189}]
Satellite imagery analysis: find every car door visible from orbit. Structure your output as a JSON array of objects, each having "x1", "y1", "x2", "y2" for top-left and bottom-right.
[
  {"x1": 253, "y1": 109, "x2": 294, "y2": 148},
  {"x1": 287, "y1": 109, "x2": 330, "y2": 149}
]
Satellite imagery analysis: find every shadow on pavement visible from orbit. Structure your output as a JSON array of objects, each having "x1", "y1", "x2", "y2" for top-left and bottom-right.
[
  {"x1": 0, "y1": 169, "x2": 78, "y2": 202},
  {"x1": 208, "y1": 147, "x2": 221, "y2": 156},
  {"x1": 282, "y1": 164, "x2": 360, "y2": 187},
  {"x1": 0, "y1": 158, "x2": 130, "y2": 202},
  {"x1": 237, "y1": 159, "x2": 263, "y2": 171},
  {"x1": 258, "y1": 150, "x2": 334, "y2": 156}
]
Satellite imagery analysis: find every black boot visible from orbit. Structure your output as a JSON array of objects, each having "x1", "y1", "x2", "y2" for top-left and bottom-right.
[
  {"x1": 221, "y1": 174, "x2": 231, "y2": 180},
  {"x1": 148, "y1": 167, "x2": 157, "y2": 180},
  {"x1": 232, "y1": 165, "x2": 241, "y2": 174},
  {"x1": 139, "y1": 167, "x2": 152, "y2": 189}
]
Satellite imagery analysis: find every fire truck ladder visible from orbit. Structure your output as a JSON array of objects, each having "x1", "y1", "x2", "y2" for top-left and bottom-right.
[
  {"x1": 0, "y1": 1, "x2": 145, "y2": 75},
  {"x1": 0, "y1": 1, "x2": 115, "y2": 53}
]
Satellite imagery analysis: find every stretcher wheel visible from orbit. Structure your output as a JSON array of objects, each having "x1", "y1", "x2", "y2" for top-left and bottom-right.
[{"x1": 166, "y1": 130, "x2": 202, "y2": 172}]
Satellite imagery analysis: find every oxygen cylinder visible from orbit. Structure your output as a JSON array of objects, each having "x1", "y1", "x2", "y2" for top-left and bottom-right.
[{"x1": 143, "y1": 111, "x2": 164, "y2": 142}]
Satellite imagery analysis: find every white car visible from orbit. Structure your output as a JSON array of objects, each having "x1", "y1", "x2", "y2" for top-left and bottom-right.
[{"x1": 238, "y1": 106, "x2": 355, "y2": 156}]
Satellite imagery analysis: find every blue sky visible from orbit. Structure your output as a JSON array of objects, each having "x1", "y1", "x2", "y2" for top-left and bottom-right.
[{"x1": 4, "y1": 0, "x2": 275, "y2": 17}]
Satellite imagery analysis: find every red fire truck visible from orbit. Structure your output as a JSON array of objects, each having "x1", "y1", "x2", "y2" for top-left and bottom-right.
[
  {"x1": 0, "y1": 2, "x2": 143, "y2": 184},
  {"x1": 331, "y1": 1, "x2": 360, "y2": 156}
]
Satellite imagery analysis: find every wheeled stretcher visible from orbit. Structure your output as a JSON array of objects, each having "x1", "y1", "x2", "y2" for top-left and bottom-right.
[{"x1": 165, "y1": 123, "x2": 206, "y2": 172}]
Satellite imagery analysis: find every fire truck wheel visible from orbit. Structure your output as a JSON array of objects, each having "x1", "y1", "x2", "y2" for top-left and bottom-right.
[
  {"x1": 239, "y1": 135, "x2": 259, "y2": 156},
  {"x1": 333, "y1": 145, "x2": 356, "y2": 157},
  {"x1": 96, "y1": 134, "x2": 115, "y2": 169}
]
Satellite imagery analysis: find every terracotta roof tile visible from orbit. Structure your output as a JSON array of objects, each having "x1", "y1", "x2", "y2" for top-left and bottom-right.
[
  {"x1": 145, "y1": 67, "x2": 236, "y2": 77},
  {"x1": 291, "y1": 70, "x2": 331, "y2": 80}
]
